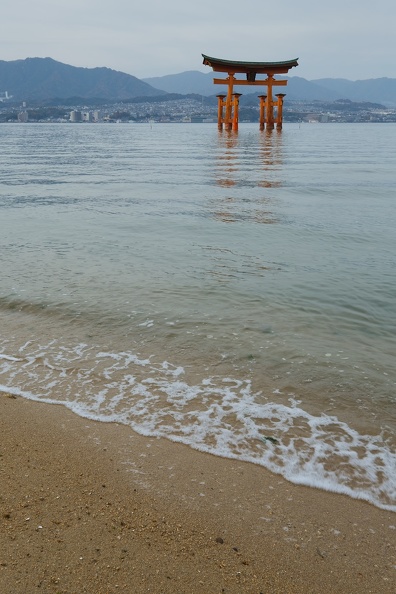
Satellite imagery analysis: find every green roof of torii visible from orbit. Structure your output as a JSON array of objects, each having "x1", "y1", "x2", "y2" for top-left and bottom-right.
[{"x1": 202, "y1": 54, "x2": 298, "y2": 75}]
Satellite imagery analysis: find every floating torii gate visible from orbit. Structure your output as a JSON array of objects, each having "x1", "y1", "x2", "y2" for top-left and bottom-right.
[{"x1": 202, "y1": 54, "x2": 298, "y2": 131}]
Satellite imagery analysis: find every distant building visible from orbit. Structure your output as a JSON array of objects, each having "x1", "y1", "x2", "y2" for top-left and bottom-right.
[
  {"x1": 70, "y1": 110, "x2": 82, "y2": 122},
  {"x1": 81, "y1": 111, "x2": 93, "y2": 122},
  {"x1": 17, "y1": 111, "x2": 28, "y2": 123},
  {"x1": 0, "y1": 91, "x2": 12, "y2": 102}
]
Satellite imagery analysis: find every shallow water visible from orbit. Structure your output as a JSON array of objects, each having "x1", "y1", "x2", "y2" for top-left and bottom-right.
[{"x1": 1, "y1": 122, "x2": 395, "y2": 510}]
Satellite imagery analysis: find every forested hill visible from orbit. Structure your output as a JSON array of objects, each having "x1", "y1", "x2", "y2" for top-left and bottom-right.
[
  {"x1": 0, "y1": 58, "x2": 166, "y2": 101},
  {"x1": 143, "y1": 71, "x2": 396, "y2": 106},
  {"x1": 2, "y1": 58, "x2": 396, "y2": 106}
]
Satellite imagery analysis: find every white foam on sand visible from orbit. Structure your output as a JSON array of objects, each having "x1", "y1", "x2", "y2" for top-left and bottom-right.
[{"x1": 1, "y1": 342, "x2": 395, "y2": 512}]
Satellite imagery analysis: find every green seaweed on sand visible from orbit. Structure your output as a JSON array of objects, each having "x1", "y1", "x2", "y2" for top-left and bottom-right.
[{"x1": 261, "y1": 435, "x2": 279, "y2": 445}]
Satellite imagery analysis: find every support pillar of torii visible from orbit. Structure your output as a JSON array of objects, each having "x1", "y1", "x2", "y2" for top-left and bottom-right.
[{"x1": 202, "y1": 54, "x2": 298, "y2": 131}]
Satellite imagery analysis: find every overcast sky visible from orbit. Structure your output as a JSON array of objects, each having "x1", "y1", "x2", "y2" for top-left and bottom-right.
[{"x1": 1, "y1": 0, "x2": 395, "y2": 81}]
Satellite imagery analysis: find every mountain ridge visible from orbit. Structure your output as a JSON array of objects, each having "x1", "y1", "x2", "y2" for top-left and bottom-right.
[
  {"x1": 143, "y1": 71, "x2": 396, "y2": 106},
  {"x1": 0, "y1": 57, "x2": 166, "y2": 101},
  {"x1": 1, "y1": 58, "x2": 395, "y2": 106}
]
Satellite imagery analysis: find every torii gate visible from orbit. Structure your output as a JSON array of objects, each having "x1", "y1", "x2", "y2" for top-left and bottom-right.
[{"x1": 202, "y1": 54, "x2": 298, "y2": 131}]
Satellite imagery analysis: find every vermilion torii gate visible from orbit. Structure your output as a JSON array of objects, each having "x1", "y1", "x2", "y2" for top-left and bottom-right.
[{"x1": 202, "y1": 54, "x2": 298, "y2": 131}]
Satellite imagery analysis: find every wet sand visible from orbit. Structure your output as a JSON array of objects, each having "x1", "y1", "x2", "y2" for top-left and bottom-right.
[{"x1": 1, "y1": 392, "x2": 395, "y2": 594}]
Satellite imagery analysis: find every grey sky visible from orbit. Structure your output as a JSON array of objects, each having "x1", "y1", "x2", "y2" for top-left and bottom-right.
[{"x1": 1, "y1": 0, "x2": 395, "y2": 80}]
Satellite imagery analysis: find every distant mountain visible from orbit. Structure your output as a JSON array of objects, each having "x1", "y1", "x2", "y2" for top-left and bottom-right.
[
  {"x1": 144, "y1": 71, "x2": 396, "y2": 106},
  {"x1": 312, "y1": 77, "x2": 396, "y2": 106},
  {"x1": 1, "y1": 58, "x2": 395, "y2": 106},
  {"x1": 143, "y1": 71, "x2": 339, "y2": 101},
  {"x1": 143, "y1": 71, "x2": 217, "y2": 96},
  {"x1": 0, "y1": 58, "x2": 166, "y2": 101}
]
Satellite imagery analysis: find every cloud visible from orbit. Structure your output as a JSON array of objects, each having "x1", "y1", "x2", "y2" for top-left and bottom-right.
[{"x1": 1, "y1": 0, "x2": 395, "y2": 80}]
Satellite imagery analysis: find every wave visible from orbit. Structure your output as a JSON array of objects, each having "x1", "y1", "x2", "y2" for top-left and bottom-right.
[{"x1": 1, "y1": 344, "x2": 395, "y2": 512}]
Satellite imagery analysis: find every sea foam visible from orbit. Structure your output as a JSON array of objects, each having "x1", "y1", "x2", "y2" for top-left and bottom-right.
[{"x1": 1, "y1": 342, "x2": 395, "y2": 512}]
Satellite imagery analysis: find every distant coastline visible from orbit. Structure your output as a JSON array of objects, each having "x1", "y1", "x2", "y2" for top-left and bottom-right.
[
  {"x1": 1, "y1": 57, "x2": 395, "y2": 124},
  {"x1": 1, "y1": 98, "x2": 396, "y2": 124}
]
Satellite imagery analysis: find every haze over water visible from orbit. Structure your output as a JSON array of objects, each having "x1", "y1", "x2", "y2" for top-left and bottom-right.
[{"x1": 1, "y1": 122, "x2": 395, "y2": 511}]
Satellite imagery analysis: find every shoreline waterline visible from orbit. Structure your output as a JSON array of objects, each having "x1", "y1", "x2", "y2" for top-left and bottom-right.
[
  {"x1": 1, "y1": 376, "x2": 395, "y2": 514},
  {"x1": 1, "y1": 391, "x2": 395, "y2": 593}
]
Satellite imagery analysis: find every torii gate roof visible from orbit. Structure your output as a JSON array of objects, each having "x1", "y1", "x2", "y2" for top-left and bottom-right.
[{"x1": 202, "y1": 54, "x2": 298, "y2": 76}]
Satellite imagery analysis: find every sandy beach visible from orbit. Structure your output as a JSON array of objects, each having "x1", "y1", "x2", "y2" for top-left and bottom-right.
[{"x1": 0, "y1": 391, "x2": 395, "y2": 594}]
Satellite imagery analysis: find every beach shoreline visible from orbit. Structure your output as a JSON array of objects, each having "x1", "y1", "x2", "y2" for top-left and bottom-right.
[{"x1": 1, "y1": 392, "x2": 395, "y2": 594}]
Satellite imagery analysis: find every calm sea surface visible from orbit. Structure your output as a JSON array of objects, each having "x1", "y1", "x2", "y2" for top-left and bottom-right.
[{"x1": 1, "y1": 122, "x2": 395, "y2": 511}]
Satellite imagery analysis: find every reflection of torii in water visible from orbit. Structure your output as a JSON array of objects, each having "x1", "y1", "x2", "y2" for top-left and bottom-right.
[{"x1": 202, "y1": 54, "x2": 298, "y2": 131}]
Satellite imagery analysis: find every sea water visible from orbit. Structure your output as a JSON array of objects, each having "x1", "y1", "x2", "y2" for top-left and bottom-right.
[{"x1": 0, "y1": 122, "x2": 395, "y2": 511}]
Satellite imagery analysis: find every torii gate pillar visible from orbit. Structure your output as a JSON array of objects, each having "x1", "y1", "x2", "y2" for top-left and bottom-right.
[
  {"x1": 202, "y1": 55, "x2": 298, "y2": 130},
  {"x1": 217, "y1": 94, "x2": 226, "y2": 130},
  {"x1": 258, "y1": 95, "x2": 266, "y2": 130},
  {"x1": 217, "y1": 90, "x2": 242, "y2": 131},
  {"x1": 276, "y1": 93, "x2": 286, "y2": 129}
]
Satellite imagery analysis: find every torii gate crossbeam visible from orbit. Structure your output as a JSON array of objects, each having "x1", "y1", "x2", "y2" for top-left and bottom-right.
[{"x1": 202, "y1": 54, "x2": 298, "y2": 131}]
